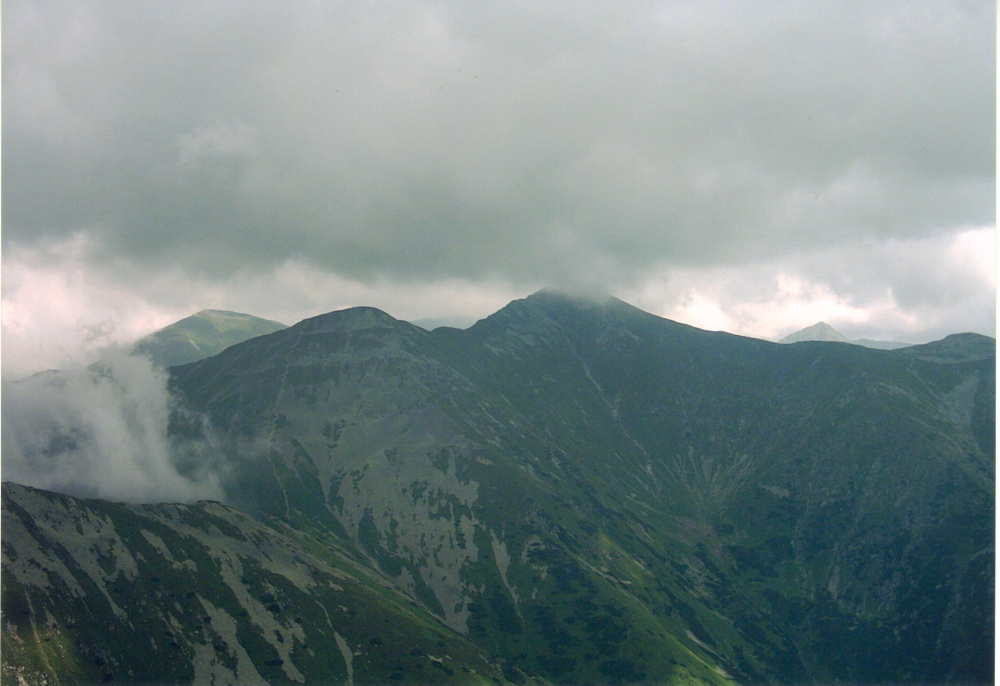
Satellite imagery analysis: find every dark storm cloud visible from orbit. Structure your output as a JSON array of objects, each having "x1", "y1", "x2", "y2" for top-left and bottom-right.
[{"x1": 3, "y1": 1, "x2": 993, "y2": 290}]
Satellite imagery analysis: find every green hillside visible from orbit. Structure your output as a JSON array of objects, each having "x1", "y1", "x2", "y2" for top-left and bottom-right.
[
  {"x1": 1, "y1": 483, "x2": 534, "y2": 685},
  {"x1": 3, "y1": 291, "x2": 993, "y2": 684},
  {"x1": 132, "y1": 310, "x2": 286, "y2": 369}
]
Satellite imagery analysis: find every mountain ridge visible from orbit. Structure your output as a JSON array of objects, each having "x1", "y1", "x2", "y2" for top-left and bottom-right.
[
  {"x1": 133, "y1": 309, "x2": 287, "y2": 368},
  {"x1": 2, "y1": 290, "x2": 993, "y2": 685},
  {"x1": 780, "y1": 320, "x2": 915, "y2": 349},
  {"x1": 779, "y1": 321, "x2": 849, "y2": 343},
  {"x1": 171, "y1": 291, "x2": 993, "y2": 682}
]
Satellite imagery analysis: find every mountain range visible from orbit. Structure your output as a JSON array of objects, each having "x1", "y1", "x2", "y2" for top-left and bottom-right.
[
  {"x1": 2, "y1": 290, "x2": 994, "y2": 685},
  {"x1": 779, "y1": 322, "x2": 911, "y2": 349}
]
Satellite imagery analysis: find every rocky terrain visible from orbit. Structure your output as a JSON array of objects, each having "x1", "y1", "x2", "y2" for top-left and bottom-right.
[{"x1": 2, "y1": 290, "x2": 993, "y2": 684}]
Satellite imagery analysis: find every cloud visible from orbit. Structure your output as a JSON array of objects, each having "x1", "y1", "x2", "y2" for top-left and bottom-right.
[
  {"x1": 3, "y1": 2, "x2": 993, "y2": 279},
  {"x1": 0, "y1": 233, "x2": 530, "y2": 377},
  {"x1": 0, "y1": 236, "x2": 190, "y2": 379},
  {"x1": 1, "y1": 351, "x2": 224, "y2": 503},
  {"x1": 624, "y1": 226, "x2": 996, "y2": 342},
  {"x1": 1, "y1": 1, "x2": 994, "y2": 373},
  {"x1": 176, "y1": 119, "x2": 261, "y2": 167}
]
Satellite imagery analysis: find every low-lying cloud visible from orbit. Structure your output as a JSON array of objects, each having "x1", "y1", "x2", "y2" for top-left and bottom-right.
[
  {"x1": 624, "y1": 226, "x2": 996, "y2": 342},
  {"x1": 1, "y1": 351, "x2": 224, "y2": 504}
]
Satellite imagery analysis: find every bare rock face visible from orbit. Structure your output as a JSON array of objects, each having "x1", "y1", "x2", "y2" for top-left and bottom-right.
[{"x1": 3, "y1": 290, "x2": 994, "y2": 685}]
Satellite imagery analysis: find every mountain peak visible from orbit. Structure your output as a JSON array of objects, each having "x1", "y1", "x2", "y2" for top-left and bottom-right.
[
  {"x1": 898, "y1": 332, "x2": 996, "y2": 362},
  {"x1": 504, "y1": 288, "x2": 637, "y2": 319},
  {"x1": 7, "y1": 290, "x2": 994, "y2": 685},
  {"x1": 471, "y1": 289, "x2": 635, "y2": 335},
  {"x1": 132, "y1": 310, "x2": 287, "y2": 368},
  {"x1": 192, "y1": 309, "x2": 268, "y2": 320},
  {"x1": 525, "y1": 287, "x2": 617, "y2": 305},
  {"x1": 780, "y1": 321, "x2": 850, "y2": 344},
  {"x1": 295, "y1": 306, "x2": 404, "y2": 335}
]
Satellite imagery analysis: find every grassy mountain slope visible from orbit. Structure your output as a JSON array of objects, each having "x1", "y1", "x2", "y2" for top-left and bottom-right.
[
  {"x1": 2, "y1": 291, "x2": 992, "y2": 684},
  {"x1": 164, "y1": 291, "x2": 993, "y2": 684},
  {"x1": 132, "y1": 310, "x2": 287, "y2": 369},
  {"x1": 1, "y1": 482, "x2": 533, "y2": 686}
]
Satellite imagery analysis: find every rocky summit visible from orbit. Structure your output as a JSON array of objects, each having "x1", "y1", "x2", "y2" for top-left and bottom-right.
[{"x1": 2, "y1": 290, "x2": 994, "y2": 685}]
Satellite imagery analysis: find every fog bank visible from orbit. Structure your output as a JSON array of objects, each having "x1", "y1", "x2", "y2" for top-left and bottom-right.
[{"x1": 1, "y1": 352, "x2": 223, "y2": 503}]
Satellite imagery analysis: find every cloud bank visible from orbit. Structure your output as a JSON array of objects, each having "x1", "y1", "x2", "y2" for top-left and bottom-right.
[
  {"x1": 1, "y1": 1, "x2": 994, "y2": 375},
  {"x1": 626, "y1": 225, "x2": 996, "y2": 342},
  {"x1": 1, "y1": 352, "x2": 223, "y2": 503}
]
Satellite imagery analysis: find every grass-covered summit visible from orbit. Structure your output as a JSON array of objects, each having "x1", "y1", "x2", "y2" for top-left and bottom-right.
[{"x1": 132, "y1": 309, "x2": 286, "y2": 368}]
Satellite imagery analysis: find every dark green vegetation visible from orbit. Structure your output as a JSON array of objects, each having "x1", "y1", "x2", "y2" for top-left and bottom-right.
[
  {"x1": 3, "y1": 291, "x2": 994, "y2": 684},
  {"x1": 1, "y1": 484, "x2": 527, "y2": 686},
  {"x1": 132, "y1": 309, "x2": 287, "y2": 369}
]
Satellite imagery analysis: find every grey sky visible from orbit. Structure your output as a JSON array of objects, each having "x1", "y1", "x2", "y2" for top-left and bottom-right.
[{"x1": 2, "y1": 0, "x2": 995, "y2": 376}]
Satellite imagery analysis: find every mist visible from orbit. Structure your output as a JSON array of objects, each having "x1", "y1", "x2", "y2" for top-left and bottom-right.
[{"x1": 1, "y1": 351, "x2": 224, "y2": 504}]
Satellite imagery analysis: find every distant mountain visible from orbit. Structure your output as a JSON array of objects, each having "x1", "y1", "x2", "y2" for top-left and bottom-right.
[
  {"x1": 409, "y1": 315, "x2": 479, "y2": 330},
  {"x1": 779, "y1": 321, "x2": 850, "y2": 343},
  {"x1": 132, "y1": 310, "x2": 286, "y2": 368},
  {"x1": 3, "y1": 290, "x2": 993, "y2": 684},
  {"x1": 850, "y1": 338, "x2": 912, "y2": 350},
  {"x1": 781, "y1": 322, "x2": 911, "y2": 349}
]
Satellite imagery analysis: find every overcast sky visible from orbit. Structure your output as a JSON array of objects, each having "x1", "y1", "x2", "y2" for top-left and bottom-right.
[{"x1": 3, "y1": 0, "x2": 995, "y2": 377}]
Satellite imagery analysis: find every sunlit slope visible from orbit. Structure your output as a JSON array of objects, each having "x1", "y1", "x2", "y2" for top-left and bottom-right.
[
  {"x1": 133, "y1": 309, "x2": 287, "y2": 369},
  {"x1": 163, "y1": 290, "x2": 993, "y2": 684}
]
